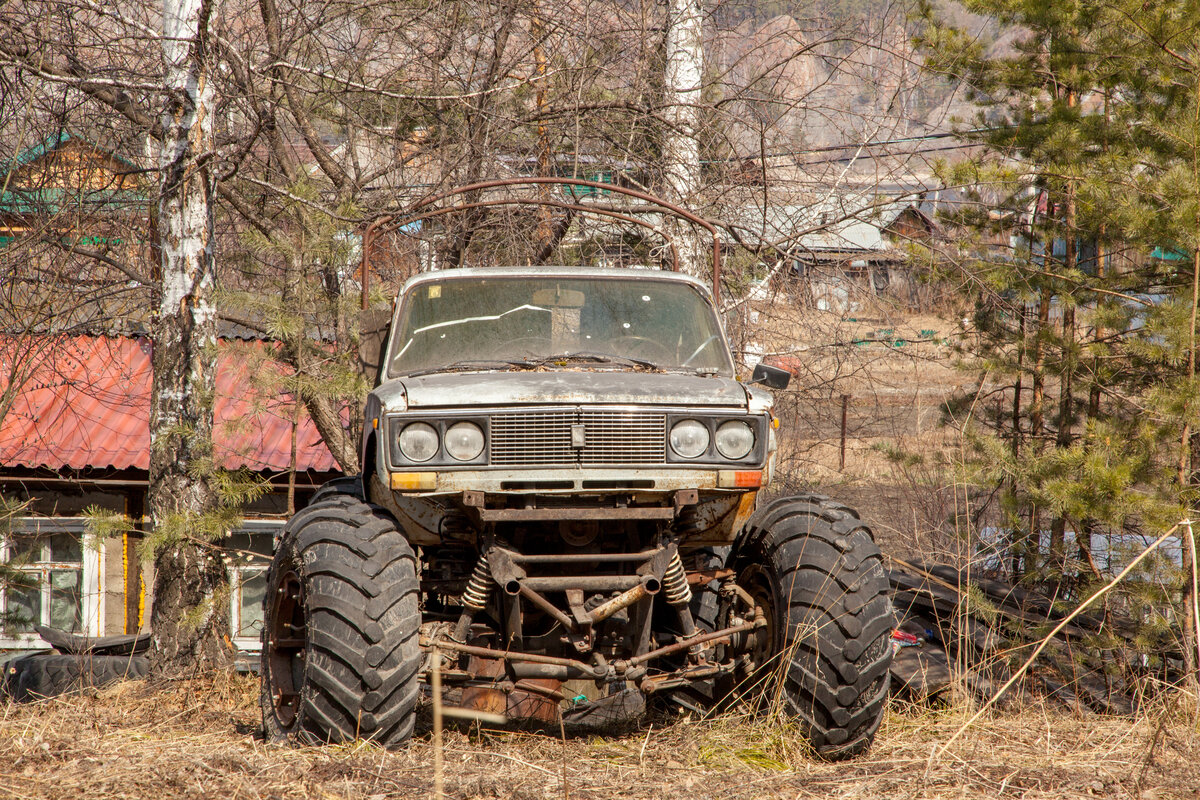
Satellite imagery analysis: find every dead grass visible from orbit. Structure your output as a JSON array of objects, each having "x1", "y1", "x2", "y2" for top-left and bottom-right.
[{"x1": 2, "y1": 675, "x2": 1199, "y2": 799}]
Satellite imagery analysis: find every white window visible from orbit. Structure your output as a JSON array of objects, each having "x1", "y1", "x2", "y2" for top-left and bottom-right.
[
  {"x1": 226, "y1": 520, "x2": 279, "y2": 654},
  {"x1": 1, "y1": 519, "x2": 101, "y2": 649}
]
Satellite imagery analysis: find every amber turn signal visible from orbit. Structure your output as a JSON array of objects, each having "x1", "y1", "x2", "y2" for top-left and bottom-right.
[
  {"x1": 390, "y1": 472, "x2": 437, "y2": 491},
  {"x1": 717, "y1": 470, "x2": 762, "y2": 488}
]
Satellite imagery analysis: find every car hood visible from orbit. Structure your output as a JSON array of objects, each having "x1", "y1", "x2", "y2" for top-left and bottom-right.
[{"x1": 376, "y1": 369, "x2": 752, "y2": 411}]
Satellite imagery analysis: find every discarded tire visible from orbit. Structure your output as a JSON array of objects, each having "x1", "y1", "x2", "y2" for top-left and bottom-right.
[
  {"x1": 260, "y1": 494, "x2": 421, "y2": 748},
  {"x1": 734, "y1": 494, "x2": 894, "y2": 759},
  {"x1": 2, "y1": 653, "x2": 149, "y2": 702}
]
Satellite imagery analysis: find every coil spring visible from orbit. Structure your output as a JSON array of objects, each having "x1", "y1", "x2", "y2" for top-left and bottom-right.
[
  {"x1": 439, "y1": 511, "x2": 474, "y2": 543},
  {"x1": 674, "y1": 506, "x2": 704, "y2": 539},
  {"x1": 460, "y1": 556, "x2": 495, "y2": 611},
  {"x1": 662, "y1": 551, "x2": 692, "y2": 606}
]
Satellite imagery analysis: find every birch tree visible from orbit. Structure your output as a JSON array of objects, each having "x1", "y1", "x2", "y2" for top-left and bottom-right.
[
  {"x1": 662, "y1": 0, "x2": 706, "y2": 278},
  {"x1": 147, "y1": 0, "x2": 231, "y2": 672}
]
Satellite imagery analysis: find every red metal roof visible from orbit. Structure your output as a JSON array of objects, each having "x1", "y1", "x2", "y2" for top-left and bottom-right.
[{"x1": 0, "y1": 335, "x2": 340, "y2": 473}]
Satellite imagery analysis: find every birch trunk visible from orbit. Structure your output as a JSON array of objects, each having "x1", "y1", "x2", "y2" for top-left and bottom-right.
[
  {"x1": 148, "y1": 0, "x2": 232, "y2": 674},
  {"x1": 662, "y1": 0, "x2": 704, "y2": 278}
]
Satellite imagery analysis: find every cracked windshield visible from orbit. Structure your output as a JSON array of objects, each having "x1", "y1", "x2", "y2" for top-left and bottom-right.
[{"x1": 388, "y1": 275, "x2": 733, "y2": 377}]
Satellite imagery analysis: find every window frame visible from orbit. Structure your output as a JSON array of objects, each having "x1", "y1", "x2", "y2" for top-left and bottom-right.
[
  {"x1": 227, "y1": 519, "x2": 280, "y2": 654},
  {"x1": 0, "y1": 518, "x2": 101, "y2": 649}
]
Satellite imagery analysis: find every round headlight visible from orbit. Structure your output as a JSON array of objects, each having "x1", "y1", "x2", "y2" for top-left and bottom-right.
[
  {"x1": 398, "y1": 422, "x2": 439, "y2": 462},
  {"x1": 670, "y1": 419, "x2": 710, "y2": 459},
  {"x1": 444, "y1": 421, "x2": 485, "y2": 461},
  {"x1": 715, "y1": 420, "x2": 755, "y2": 460}
]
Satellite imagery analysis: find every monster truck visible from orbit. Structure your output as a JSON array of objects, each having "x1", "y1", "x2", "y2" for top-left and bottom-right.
[{"x1": 260, "y1": 266, "x2": 893, "y2": 759}]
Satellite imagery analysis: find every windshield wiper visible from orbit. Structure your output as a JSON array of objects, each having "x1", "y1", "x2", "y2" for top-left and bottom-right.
[
  {"x1": 404, "y1": 359, "x2": 533, "y2": 378},
  {"x1": 530, "y1": 351, "x2": 665, "y2": 371}
]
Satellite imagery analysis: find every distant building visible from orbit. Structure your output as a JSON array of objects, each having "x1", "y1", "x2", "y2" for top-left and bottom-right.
[{"x1": 0, "y1": 334, "x2": 343, "y2": 656}]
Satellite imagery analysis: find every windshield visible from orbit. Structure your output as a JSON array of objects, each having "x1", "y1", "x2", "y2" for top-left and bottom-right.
[{"x1": 387, "y1": 275, "x2": 733, "y2": 377}]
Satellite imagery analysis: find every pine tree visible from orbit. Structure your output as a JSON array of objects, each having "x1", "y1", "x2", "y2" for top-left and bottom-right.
[{"x1": 920, "y1": 0, "x2": 1200, "y2": 680}]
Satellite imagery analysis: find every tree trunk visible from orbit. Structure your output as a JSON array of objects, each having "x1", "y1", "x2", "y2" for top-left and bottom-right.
[
  {"x1": 1027, "y1": 282, "x2": 1051, "y2": 577},
  {"x1": 662, "y1": 0, "x2": 704, "y2": 278},
  {"x1": 148, "y1": 0, "x2": 231, "y2": 675},
  {"x1": 1050, "y1": 139, "x2": 1078, "y2": 576}
]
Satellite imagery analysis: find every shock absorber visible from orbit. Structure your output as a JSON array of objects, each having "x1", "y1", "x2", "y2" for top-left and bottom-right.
[
  {"x1": 662, "y1": 551, "x2": 693, "y2": 606},
  {"x1": 662, "y1": 550, "x2": 697, "y2": 637},
  {"x1": 454, "y1": 553, "x2": 494, "y2": 641},
  {"x1": 461, "y1": 556, "x2": 495, "y2": 610}
]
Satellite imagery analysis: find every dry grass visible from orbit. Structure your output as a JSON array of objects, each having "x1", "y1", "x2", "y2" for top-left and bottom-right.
[{"x1": 2, "y1": 675, "x2": 1199, "y2": 799}]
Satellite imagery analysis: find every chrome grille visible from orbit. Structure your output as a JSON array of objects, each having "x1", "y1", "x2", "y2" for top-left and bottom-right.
[
  {"x1": 490, "y1": 410, "x2": 576, "y2": 465},
  {"x1": 581, "y1": 410, "x2": 666, "y2": 464},
  {"x1": 489, "y1": 408, "x2": 667, "y2": 466}
]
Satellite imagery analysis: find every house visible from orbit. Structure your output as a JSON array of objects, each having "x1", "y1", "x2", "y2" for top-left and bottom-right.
[
  {"x1": 0, "y1": 334, "x2": 344, "y2": 656},
  {"x1": 1, "y1": 130, "x2": 146, "y2": 251},
  {"x1": 725, "y1": 191, "x2": 938, "y2": 312}
]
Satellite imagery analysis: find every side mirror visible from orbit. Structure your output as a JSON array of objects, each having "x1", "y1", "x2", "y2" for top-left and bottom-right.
[{"x1": 750, "y1": 362, "x2": 791, "y2": 390}]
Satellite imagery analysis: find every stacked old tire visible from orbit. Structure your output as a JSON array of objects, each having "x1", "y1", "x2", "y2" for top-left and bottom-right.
[
  {"x1": 734, "y1": 494, "x2": 894, "y2": 760},
  {"x1": 1, "y1": 653, "x2": 149, "y2": 701}
]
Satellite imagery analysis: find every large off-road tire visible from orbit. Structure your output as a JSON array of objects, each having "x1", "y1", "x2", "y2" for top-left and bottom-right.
[
  {"x1": 734, "y1": 495, "x2": 894, "y2": 760},
  {"x1": 260, "y1": 494, "x2": 421, "y2": 748},
  {"x1": 310, "y1": 476, "x2": 365, "y2": 504},
  {"x1": 3, "y1": 653, "x2": 148, "y2": 702}
]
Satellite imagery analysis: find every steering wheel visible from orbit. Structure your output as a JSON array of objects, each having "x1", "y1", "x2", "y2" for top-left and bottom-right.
[
  {"x1": 681, "y1": 334, "x2": 721, "y2": 367},
  {"x1": 611, "y1": 335, "x2": 675, "y2": 364}
]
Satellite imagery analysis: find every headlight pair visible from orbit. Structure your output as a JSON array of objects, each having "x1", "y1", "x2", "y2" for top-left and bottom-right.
[
  {"x1": 668, "y1": 418, "x2": 755, "y2": 460},
  {"x1": 397, "y1": 421, "x2": 485, "y2": 462}
]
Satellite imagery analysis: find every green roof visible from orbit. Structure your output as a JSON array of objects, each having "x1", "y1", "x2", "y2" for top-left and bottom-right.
[{"x1": 0, "y1": 187, "x2": 147, "y2": 215}]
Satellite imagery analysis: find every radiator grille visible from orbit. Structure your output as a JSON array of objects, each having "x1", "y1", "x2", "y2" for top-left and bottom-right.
[
  {"x1": 581, "y1": 410, "x2": 666, "y2": 464},
  {"x1": 489, "y1": 408, "x2": 667, "y2": 466}
]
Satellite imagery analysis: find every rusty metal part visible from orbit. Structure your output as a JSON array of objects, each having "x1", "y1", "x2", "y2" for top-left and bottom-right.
[
  {"x1": 629, "y1": 620, "x2": 759, "y2": 667},
  {"x1": 507, "y1": 678, "x2": 562, "y2": 722},
  {"x1": 387, "y1": 177, "x2": 725, "y2": 304},
  {"x1": 391, "y1": 198, "x2": 682, "y2": 274},
  {"x1": 640, "y1": 665, "x2": 723, "y2": 694},
  {"x1": 512, "y1": 678, "x2": 569, "y2": 703},
  {"x1": 510, "y1": 549, "x2": 664, "y2": 565},
  {"x1": 588, "y1": 578, "x2": 659, "y2": 624},
  {"x1": 510, "y1": 663, "x2": 571, "y2": 680},
  {"x1": 486, "y1": 546, "x2": 524, "y2": 593},
  {"x1": 726, "y1": 580, "x2": 758, "y2": 612},
  {"x1": 422, "y1": 636, "x2": 604, "y2": 678},
  {"x1": 522, "y1": 574, "x2": 649, "y2": 592},
  {"x1": 565, "y1": 589, "x2": 591, "y2": 628},
  {"x1": 674, "y1": 488, "x2": 699, "y2": 509},
  {"x1": 460, "y1": 657, "x2": 508, "y2": 718},
  {"x1": 473, "y1": 505, "x2": 676, "y2": 522},
  {"x1": 461, "y1": 490, "x2": 694, "y2": 524},
  {"x1": 517, "y1": 583, "x2": 576, "y2": 630},
  {"x1": 685, "y1": 568, "x2": 734, "y2": 585}
]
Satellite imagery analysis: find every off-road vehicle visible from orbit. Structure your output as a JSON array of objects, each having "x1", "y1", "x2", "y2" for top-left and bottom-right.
[{"x1": 260, "y1": 266, "x2": 894, "y2": 758}]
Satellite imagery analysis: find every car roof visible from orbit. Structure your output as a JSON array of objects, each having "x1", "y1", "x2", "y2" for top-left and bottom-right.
[{"x1": 399, "y1": 266, "x2": 714, "y2": 299}]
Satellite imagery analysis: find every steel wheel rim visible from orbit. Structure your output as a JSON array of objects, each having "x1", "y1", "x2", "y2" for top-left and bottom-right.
[
  {"x1": 269, "y1": 568, "x2": 306, "y2": 728},
  {"x1": 739, "y1": 565, "x2": 777, "y2": 673}
]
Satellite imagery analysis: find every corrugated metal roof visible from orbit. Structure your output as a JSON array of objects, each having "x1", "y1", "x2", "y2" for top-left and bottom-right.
[{"x1": 0, "y1": 335, "x2": 340, "y2": 473}]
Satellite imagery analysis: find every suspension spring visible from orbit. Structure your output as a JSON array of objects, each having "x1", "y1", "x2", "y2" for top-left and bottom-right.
[
  {"x1": 461, "y1": 555, "x2": 495, "y2": 611},
  {"x1": 662, "y1": 551, "x2": 692, "y2": 607},
  {"x1": 674, "y1": 505, "x2": 704, "y2": 539}
]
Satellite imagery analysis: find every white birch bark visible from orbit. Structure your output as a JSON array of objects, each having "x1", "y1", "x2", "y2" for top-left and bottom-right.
[
  {"x1": 148, "y1": 0, "x2": 230, "y2": 671},
  {"x1": 663, "y1": 0, "x2": 705, "y2": 278}
]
